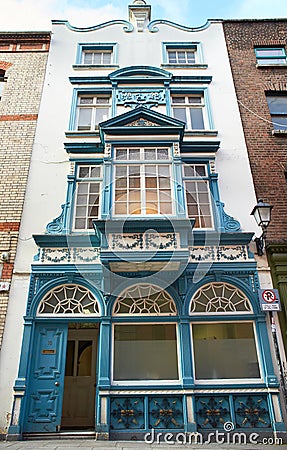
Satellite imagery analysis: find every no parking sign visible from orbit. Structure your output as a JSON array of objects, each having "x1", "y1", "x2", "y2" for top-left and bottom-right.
[{"x1": 258, "y1": 289, "x2": 281, "y2": 311}]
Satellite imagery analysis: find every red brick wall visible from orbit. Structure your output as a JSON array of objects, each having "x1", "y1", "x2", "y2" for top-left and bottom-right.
[{"x1": 223, "y1": 20, "x2": 287, "y2": 243}]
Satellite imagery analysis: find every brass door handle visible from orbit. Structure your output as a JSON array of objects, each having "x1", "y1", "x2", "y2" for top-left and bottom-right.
[{"x1": 55, "y1": 382, "x2": 60, "y2": 386}]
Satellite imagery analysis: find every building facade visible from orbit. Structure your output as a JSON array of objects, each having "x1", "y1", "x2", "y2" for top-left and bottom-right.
[
  {"x1": 2, "y1": 2, "x2": 286, "y2": 440},
  {"x1": 0, "y1": 31, "x2": 50, "y2": 432},
  {"x1": 223, "y1": 19, "x2": 287, "y2": 405}
]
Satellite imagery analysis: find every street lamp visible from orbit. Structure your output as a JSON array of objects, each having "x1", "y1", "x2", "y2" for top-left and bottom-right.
[{"x1": 250, "y1": 199, "x2": 273, "y2": 256}]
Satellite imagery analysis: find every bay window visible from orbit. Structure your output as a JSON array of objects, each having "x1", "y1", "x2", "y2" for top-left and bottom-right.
[{"x1": 113, "y1": 147, "x2": 173, "y2": 216}]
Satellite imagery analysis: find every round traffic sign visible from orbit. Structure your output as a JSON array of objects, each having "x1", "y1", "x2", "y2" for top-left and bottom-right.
[{"x1": 262, "y1": 290, "x2": 276, "y2": 303}]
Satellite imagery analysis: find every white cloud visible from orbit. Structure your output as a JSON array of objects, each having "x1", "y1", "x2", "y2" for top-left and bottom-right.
[{"x1": 0, "y1": 0, "x2": 126, "y2": 31}]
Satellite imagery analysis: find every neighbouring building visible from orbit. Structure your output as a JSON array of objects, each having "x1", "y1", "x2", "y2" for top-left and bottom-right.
[
  {"x1": 0, "y1": 31, "x2": 50, "y2": 432},
  {"x1": 223, "y1": 18, "x2": 287, "y2": 406},
  {"x1": 1, "y1": 2, "x2": 286, "y2": 440}
]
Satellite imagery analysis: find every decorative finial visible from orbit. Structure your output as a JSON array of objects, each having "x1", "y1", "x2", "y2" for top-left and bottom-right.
[{"x1": 129, "y1": 0, "x2": 151, "y2": 32}]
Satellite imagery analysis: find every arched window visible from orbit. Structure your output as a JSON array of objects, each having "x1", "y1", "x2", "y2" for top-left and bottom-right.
[
  {"x1": 112, "y1": 284, "x2": 179, "y2": 382},
  {"x1": 0, "y1": 70, "x2": 6, "y2": 100},
  {"x1": 190, "y1": 282, "x2": 253, "y2": 314},
  {"x1": 189, "y1": 282, "x2": 260, "y2": 382},
  {"x1": 37, "y1": 284, "x2": 100, "y2": 316},
  {"x1": 113, "y1": 283, "x2": 177, "y2": 316}
]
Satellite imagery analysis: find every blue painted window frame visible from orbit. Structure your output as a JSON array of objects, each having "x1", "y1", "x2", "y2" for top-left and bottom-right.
[
  {"x1": 75, "y1": 42, "x2": 119, "y2": 67},
  {"x1": 182, "y1": 162, "x2": 214, "y2": 229},
  {"x1": 162, "y1": 42, "x2": 206, "y2": 67},
  {"x1": 255, "y1": 47, "x2": 287, "y2": 65},
  {"x1": 109, "y1": 144, "x2": 178, "y2": 219},
  {"x1": 69, "y1": 88, "x2": 113, "y2": 131},
  {"x1": 168, "y1": 87, "x2": 214, "y2": 131}
]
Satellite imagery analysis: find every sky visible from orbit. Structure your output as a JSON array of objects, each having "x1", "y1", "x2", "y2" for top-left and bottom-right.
[{"x1": 0, "y1": 0, "x2": 286, "y2": 31}]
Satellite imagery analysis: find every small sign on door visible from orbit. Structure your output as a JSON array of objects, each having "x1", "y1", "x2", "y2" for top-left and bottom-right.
[{"x1": 258, "y1": 289, "x2": 281, "y2": 312}]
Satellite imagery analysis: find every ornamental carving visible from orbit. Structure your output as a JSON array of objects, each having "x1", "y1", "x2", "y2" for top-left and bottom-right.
[
  {"x1": 117, "y1": 89, "x2": 165, "y2": 109},
  {"x1": 125, "y1": 118, "x2": 160, "y2": 127},
  {"x1": 189, "y1": 245, "x2": 249, "y2": 262},
  {"x1": 37, "y1": 247, "x2": 100, "y2": 264},
  {"x1": 234, "y1": 395, "x2": 271, "y2": 428},
  {"x1": 110, "y1": 232, "x2": 178, "y2": 251},
  {"x1": 195, "y1": 396, "x2": 231, "y2": 429},
  {"x1": 110, "y1": 397, "x2": 144, "y2": 430},
  {"x1": 149, "y1": 397, "x2": 183, "y2": 429}
]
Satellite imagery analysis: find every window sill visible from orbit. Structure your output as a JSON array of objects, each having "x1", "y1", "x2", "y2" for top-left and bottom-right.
[
  {"x1": 65, "y1": 130, "x2": 100, "y2": 138},
  {"x1": 272, "y1": 129, "x2": 287, "y2": 136},
  {"x1": 73, "y1": 64, "x2": 119, "y2": 70},
  {"x1": 184, "y1": 130, "x2": 218, "y2": 137},
  {"x1": 256, "y1": 63, "x2": 287, "y2": 68},
  {"x1": 161, "y1": 63, "x2": 208, "y2": 69}
]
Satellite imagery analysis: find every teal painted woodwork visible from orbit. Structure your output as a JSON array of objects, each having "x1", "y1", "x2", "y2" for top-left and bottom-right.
[{"x1": 23, "y1": 324, "x2": 68, "y2": 433}]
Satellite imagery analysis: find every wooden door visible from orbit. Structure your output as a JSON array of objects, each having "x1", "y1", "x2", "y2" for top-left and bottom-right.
[{"x1": 61, "y1": 327, "x2": 98, "y2": 428}]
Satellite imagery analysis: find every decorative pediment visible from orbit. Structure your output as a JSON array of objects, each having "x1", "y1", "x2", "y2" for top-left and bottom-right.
[
  {"x1": 99, "y1": 105, "x2": 185, "y2": 139},
  {"x1": 109, "y1": 65, "x2": 172, "y2": 83}
]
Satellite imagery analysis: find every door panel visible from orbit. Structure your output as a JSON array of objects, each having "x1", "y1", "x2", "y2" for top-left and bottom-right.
[
  {"x1": 61, "y1": 329, "x2": 98, "y2": 428},
  {"x1": 24, "y1": 324, "x2": 68, "y2": 433}
]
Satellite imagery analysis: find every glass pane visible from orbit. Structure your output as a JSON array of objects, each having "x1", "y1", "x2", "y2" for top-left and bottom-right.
[
  {"x1": 190, "y1": 108, "x2": 205, "y2": 129},
  {"x1": 77, "y1": 341, "x2": 92, "y2": 376},
  {"x1": 267, "y1": 96, "x2": 287, "y2": 114},
  {"x1": 93, "y1": 52, "x2": 102, "y2": 64},
  {"x1": 257, "y1": 48, "x2": 284, "y2": 57},
  {"x1": 77, "y1": 108, "x2": 92, "y2": 130},
  {"x1": 172, "y1": 97, "x2": 185, "y2": 104},
  {"x1": 177, "y1": 51, "x2": 186, "y2": 63},
  {"x1": 96, "y1": 97, "x2": 110, "y2": 104},
  {"x1": 115, "y1": 203, "x2": 127, "y2": 214},
  {"x1": 193, "y1": 323, "x2": 260, "y2": 379},
  {"x1": 78, "y1": 183, "x2": 89, "y2": 194},
  {"x1": 103, "y1": 52, "x2": 111, "y2": 64},
  {"x1": 195, "y1": 165, "x2": 206, "y2": 176},
  {"x1": 79, "y1": 97, "x2": 93, "y2": 105},
  {"x1": 76, "y1": 206, "x2": 86, "y2": 216},
  {"x1": 187, "y1": 51, "x2": 195, "y2": 63},
  {"x1": 129, "y1": 203, "x2": 141, "y2": 214},
  {"x1": 168, "y1": 51, "x2": 177, "y2": 63},
  {"x1": 116, "y1": 149, "x2": 127, "y2": 160},
  {"x1": 90, "y1": 166, "x2": 101, "y2": 178},
  {"x1": 77, "y1": 195, "x2": 88, "y2": 205},
  {"x1": 173, "y1": 107, "x2": 187, "y2": 123},
  {"x1": 272, "y1": 115, "x2": 287, "y2": 130},
  {"x1": 83, "y1": 52, "x2": 93, "y2": 64},
  {"x1": 89, "y1": 183, "x2": 100, "y2": 193},
  {"x1": 160, "y1": 202, "x2": 172, "y2": 214},
  {"x1": 129, "y1": 177, "x2": 140, "y2": 188},
  {"x1": 144, "y1": 149, "x2": 156, "y2": 160},
  {"x1": 258, "y1": 58, "x2": 286, "y2": 65},
  {"x1": 65, "y1": 341, "x2": 75, "y2": 376},
  {"x1": 95, "y1": 107, "x2": 109, "y2": 125},
  {"x1": 157, "y1": 148, "x2": 169, "y2": 160},
  {"x1": 188, "y1": 96, "x2": 202, "y2": 104},
  {"x1": 114, "y1": 324, "x2": 178, "y2": 380},
  {"x1": 146, "y1": 177, "x2": 157, "y2": 188},
  {"x1": 78, "y1": 166, "x2": 89, "y2": 178},
  {"x1": 129, "y1": 148, "x2": 140, "y2": 160},
  {"x1": 75, "y1": 218, "x2": 86, "y2": 229}
]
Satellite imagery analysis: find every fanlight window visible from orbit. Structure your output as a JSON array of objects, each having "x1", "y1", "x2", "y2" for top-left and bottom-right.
[
  {"x1": 37, "y1": 284, "x2": 100, "y2": 316},
  {"x1": 190, "y1": 282, "x2": 253, "y2": 314},
  {"x1": 113, "y1": 284, "x2": 177, "y2": 316}
]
